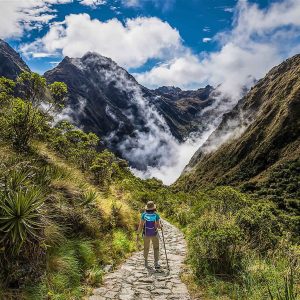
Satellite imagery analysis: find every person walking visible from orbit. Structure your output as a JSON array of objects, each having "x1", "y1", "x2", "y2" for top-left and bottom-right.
[{"x1": 136, "y1": 201, "x2": 161, "y2": 269}]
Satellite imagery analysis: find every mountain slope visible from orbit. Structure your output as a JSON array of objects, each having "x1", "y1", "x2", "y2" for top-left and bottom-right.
[
  {"x1": 179, "y1": 54, "x2": 300, "y2": 195},
  {"x1": 44, "y1": 52, "x2": 217, "y2": 169},
  {"x1": 0, "y1": 39, "x2": 29, "y2": 79}
]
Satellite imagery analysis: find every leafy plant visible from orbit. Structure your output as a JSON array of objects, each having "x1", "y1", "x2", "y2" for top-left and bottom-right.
[
  {"x1": 80, "y1": 190, "x2": 98, "y2": 207},
  {"x1": 188, "y1": 209, "x2": 244, "y2": 276},
  {"x1": 0, "y1": 187, "x2": 45, "y2": 253}
]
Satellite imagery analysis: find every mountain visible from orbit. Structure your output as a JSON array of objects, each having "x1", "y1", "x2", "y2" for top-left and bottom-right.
[
  {"x1": 44, "y1": 52, "x2": 217, "y2": 169},
  {"x1": 0, "y1": 39, "x2": 29, "y2": 79},
  {"x1": 179, "y1": 54, "x2": 300, "y2": 204},
  {"x1": 151, "y1": 85, "x2": 215, "y2": 137}
]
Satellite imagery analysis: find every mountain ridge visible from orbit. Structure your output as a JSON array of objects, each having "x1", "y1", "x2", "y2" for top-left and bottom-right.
[
  {"x1": 0, "y1": 40, "x2": 30, "y2": 79},
  {"x1": 178, "y1": 54, "x2": 300, "y2": 202}
]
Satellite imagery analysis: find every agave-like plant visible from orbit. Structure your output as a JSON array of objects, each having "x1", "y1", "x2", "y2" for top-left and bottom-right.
[
  {"x1": 80, "y1": 190, "x2": 98, "y2": 207},
  {"x1": 0, "y1": 187, "x2": 44, "y2": 253}
]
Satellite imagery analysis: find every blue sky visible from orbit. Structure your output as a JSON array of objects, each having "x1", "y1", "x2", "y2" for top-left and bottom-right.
[
  {"x1": 1, "y1": 0, "x2": 300, "y2": 96},
  {"x1": 8, "y1": 0, "x2": 265, "y2": 73}
]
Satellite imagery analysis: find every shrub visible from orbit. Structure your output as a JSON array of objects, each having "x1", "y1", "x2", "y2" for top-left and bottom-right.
[
  {"x1": 237, "y1": 202, "x2": 284, "y2": 252},
  {"x1": 188, "y1": 209, "x2": 244, "y2": 276},
  {"x1": 112, "y1": 230, "x2": 135, "y2": 255},
  {"x1": 6, "y1": 98, "x2": 46, "y2": 151}
]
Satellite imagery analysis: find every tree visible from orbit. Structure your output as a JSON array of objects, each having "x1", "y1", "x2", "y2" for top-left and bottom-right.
[
  {"x1": 50, "y1": 121, "x2": 99, "y2": 169},
  {"x1": 6, "y1": 98, "x2": 45, "y2": 151},
  {"x1": 16, "y1": 72, "x2": 47, "y2": 107},
  {"x1": 3, "y1": 72, "x2": 68, "y2": 151},
  {"x1": 90, "y1": 150, "x2": 116, "y2": 187},
  {"x1": 0, "y1": 77, "x2": 15, "y2": 105},
  {"x1": 48, "y1": 81, "x2": 68, "y2": 113}
]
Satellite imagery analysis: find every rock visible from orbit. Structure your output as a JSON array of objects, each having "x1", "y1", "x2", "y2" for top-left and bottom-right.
[{"x1": 103, "y1": 264, "x2": 113, "y2": 273}]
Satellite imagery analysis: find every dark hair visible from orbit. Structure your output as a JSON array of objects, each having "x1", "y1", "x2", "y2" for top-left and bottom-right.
[{"x1": 146, "y1": 209, "x2": 156, "y2": 213}]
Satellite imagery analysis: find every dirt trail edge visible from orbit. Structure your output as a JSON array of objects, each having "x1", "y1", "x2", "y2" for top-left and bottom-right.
[{"x1": 89, "y1": 220, "x2": 192, "y2": 300}]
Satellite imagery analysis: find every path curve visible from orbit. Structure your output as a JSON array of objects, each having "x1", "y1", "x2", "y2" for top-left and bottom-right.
[{"x1": 89, "y1": 220, "x2": 192, "y2": 300}]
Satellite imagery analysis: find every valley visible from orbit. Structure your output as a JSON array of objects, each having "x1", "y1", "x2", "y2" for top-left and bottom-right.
[{"x1": 0, "y1": 38, "x2": 299, "y2": 300}]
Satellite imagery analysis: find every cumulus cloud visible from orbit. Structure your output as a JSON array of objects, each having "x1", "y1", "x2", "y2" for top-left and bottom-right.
[
  {"x1": 202, "y1": 37, "x2": 212, "y2": 43},
  {"x1": 21, "y1": 14, "x2": 182, "y2": 68},
  {"x1": 136, "y1": 0, "x2": 300, "y2": 99},
  {"x1": 122, "y1": 0, "x2": 175, "y2": 11},
  {"x1": 0, "y1": 0, "x2": 71, "y2": 39},
  {"x1": 79, "y1": 0, "x2": 106, "y2": 8}
]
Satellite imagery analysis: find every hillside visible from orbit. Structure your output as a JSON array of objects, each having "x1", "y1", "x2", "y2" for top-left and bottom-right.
[
  {"x1": 179, "y1": 54, "x2": 300, "y2": 211},
  {"x1": 0, "y1": 40, "x2": 29, "y2": 79}
]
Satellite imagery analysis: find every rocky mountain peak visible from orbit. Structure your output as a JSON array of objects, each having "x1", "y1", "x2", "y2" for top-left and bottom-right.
[{"x1": 0, "y1": 39, "x2": 29, "y2": 79}]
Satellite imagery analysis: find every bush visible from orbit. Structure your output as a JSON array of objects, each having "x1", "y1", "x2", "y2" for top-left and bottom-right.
[
  {"x1": 188, "y1": 209, "x2": 244, "y2": 276},
  {"x1": 112, "y1": 230, "x2": 135, "y2": 255},
  {"x1": 237, "y1": 202, "x2": 284, "y2": 252}
]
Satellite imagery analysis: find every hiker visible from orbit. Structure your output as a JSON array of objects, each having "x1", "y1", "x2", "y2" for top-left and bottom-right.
[{"x1": 136, "y1": 201, "x2": 161, "y2": 269}]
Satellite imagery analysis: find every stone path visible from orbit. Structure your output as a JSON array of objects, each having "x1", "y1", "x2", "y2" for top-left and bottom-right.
[{"x1": 89, "y1": 220, "x2": 192, "y2": 300}]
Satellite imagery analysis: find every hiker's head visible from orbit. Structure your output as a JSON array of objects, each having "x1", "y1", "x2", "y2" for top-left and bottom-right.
[{"x1": 145, "y1": 201, "x2": 156, "y2": 212}]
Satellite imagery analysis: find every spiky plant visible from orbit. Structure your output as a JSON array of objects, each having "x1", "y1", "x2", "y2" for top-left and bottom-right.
[
  {"x1": 0, "y1": 187, "x2": 45, "y2": 253},
  {"x1": 268, "y1": 269, "x2": 298, "y2": 300},
  {"x1": 80, "y1": 190, "x2": 98, "y2": 207}
]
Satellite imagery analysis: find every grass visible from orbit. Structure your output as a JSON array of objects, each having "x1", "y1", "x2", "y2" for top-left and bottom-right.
[{"x1": 0, "y1": 142, "x2": 139, "y2": 299}]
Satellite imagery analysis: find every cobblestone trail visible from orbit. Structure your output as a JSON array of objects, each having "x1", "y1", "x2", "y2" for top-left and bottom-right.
[{"x1": 89, "y1": 220, "x2": 192, "y2": 300}]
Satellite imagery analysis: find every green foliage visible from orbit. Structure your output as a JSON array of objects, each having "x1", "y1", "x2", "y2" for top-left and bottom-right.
[
  {"x1": 188, "y1": 210, "x2": 244, "y2": 276},
  {"x1": 50, "y1": 121, "x2": 99, "y2": 170},
  {"x1": 112, "y1": 229, "x2": 135, "y2": 255},
  {"x1": 80, "y1": 190, "x2": 98, "y2": 207},
  {"x1": 0, "y1": 77, "x2": 15, "y2": 105},
  {"x1": 268, "y1": 269, "x2": 298, "y2": 300},
  {"x1": 0, "y1": 72, "x2": 67, "y2": 151},
  {"x1": 76, "y1": 240, "x2": 97, "y2": 269},
  {"x1": 16, "y1": 71, "x2": 47, "y2": 106},
  {"x1": 6, "y1": 98, "x2": 45, "y2": 150},
  {"x1": 237, "y1": 202, "x2": 284, "y2": 252},
  {"x1": 90, "y1": 150, "x2": 129, "y2": 189},
  {"x1": 86, "y1": 266, "x2": 103, "y2": 286},
  {"x1": 48, "y1": 81, "x2": 68, "y2": 112},
  {"x1": 0, "y1": 187, "x2": 44, "y2": 253},
  {"x1": 0, "y1": 167, "x2": 46, "y2": 254},
  {"x1": 241, "y1": 159, "x2": 300, "y2": 215}
]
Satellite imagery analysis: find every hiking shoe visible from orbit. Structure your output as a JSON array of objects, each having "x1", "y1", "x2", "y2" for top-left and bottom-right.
[{"x1": 154, "y1": 263, "x2": 161, "y2": 269}]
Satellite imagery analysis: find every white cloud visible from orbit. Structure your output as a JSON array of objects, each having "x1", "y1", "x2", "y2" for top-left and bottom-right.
[
  {"x1": 202, "y1": 37, "x2": 211, "y2": 43},
  {"x1": 134, "y1": 53, "x2": 205, "y2": 89},
  {"x1": 122, "y1": 0, "x2": 175, "y2": 11},
  {"x1": 79, "y1": 0, "x2": 106, "y2": 8},
  {"x1": 0, "y1": 0, "x2": 71, "y2": 39},
  {"x1": 21, "y1": 14, "x2": 182, "y2": 68},
  {"x1": 137, "y1": 0, "x2": 300, "y2": 99}
]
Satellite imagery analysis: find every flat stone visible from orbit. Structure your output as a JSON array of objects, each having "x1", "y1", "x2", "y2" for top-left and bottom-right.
[{"x1": 89, "y1": 220, "x2": 192, "y2": 300}]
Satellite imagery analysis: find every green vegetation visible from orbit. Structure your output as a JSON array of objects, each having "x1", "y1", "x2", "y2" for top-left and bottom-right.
[
  {"x1": 0, "y1": 71, "x2": 299, "y2": 300},
  {"x1": 0, "y1": 73, "x2": 138, "y2": 299},
  {"x1": 121, "y1": 176, "x2": 300, "y2": 299}
]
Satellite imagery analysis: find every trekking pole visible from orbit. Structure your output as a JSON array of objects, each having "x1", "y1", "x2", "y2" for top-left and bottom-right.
[{"x1": 160, "y1": 221, "x2": 170, "y2": 271}]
